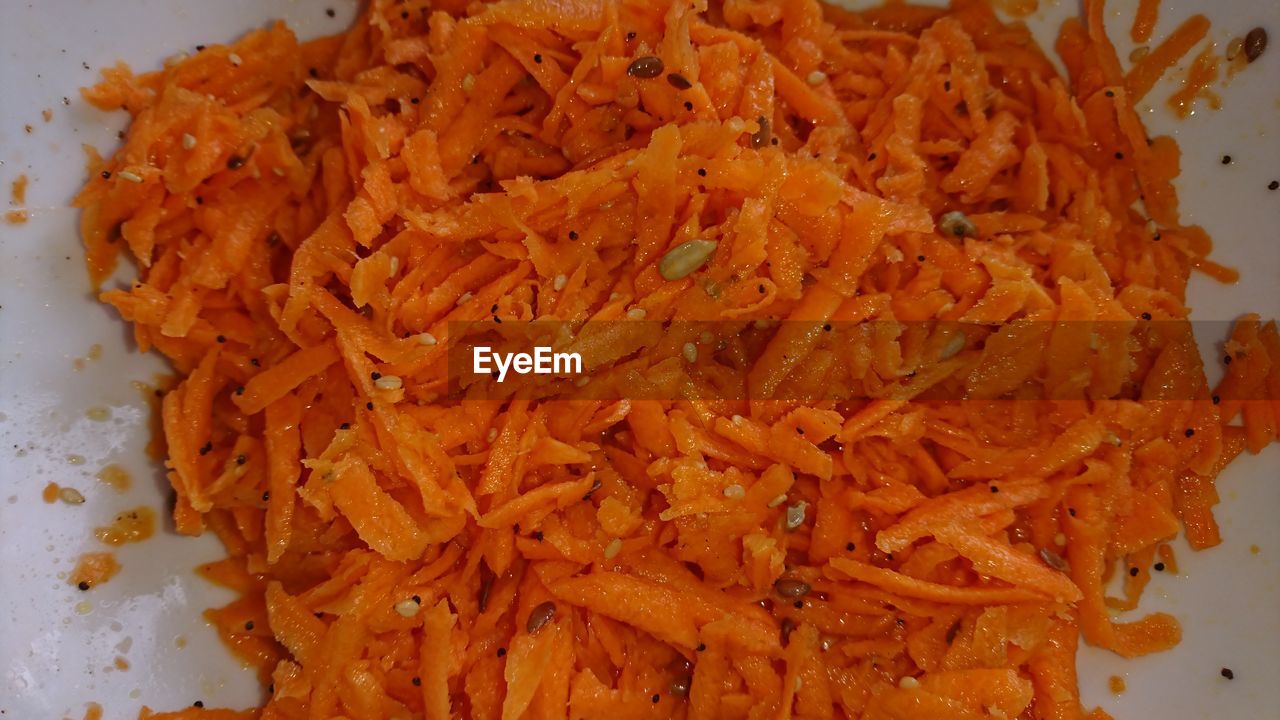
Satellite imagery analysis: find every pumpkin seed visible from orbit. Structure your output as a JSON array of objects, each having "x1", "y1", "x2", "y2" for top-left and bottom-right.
[
  {"x1": 1039, "y1": 548, "x2": 1070, "y2": 573},
  {"x1": 658, "y1": 239, "x2": 717, "y2": 281}
]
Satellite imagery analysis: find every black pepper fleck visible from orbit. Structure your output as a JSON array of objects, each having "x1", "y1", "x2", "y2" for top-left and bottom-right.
[
  {"x1": 412, "y1": 676, "x2": 421, "y2": 686},
  {"x1": 1221, "y1": 667, "x2": 1235, "y2": 680},
  {"x1": 78, "y1": 581, "x2": 90, "y2": 591},
  {"x1": 1154, "y1": 562, "x2": 1165, "y2": 571},
  {"x1": 1129, "y1": 567, "x2": 1139, "y2": 577},
  {"x1": 1222, "y1": 155, "x2": 1233, "y2": 165}
]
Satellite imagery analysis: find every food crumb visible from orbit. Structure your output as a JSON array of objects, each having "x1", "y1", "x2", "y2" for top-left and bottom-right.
[
  {"x1": 1108, "y1": 675, "x2": 1126, "y2": 694},
  {"x1": 41, "y1": 108, "x2": 53, "y2": 122},
  {"x1": 69, "y1": 552, "x2": 121, "y2": 590},
  {"x1": 10, "y1": 174, "x2": 27, "y2": 204},
  {"x1": 4, "y1": 210, "x2": 27, "y2": 225},
  {"x1": 42, "y1": 481, "x2": 60, "y2": 503},
  {"x1": 96, "y1": 464, "x2": 131, "y2": 492},
  {"x1": 1250, "y1": 544, "x2": 1260, "y2": 555}
]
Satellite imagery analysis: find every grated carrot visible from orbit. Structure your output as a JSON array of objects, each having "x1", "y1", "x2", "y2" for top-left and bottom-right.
[{"x1": 75, "y1": 1, "x2": 1276, "y2": 718}]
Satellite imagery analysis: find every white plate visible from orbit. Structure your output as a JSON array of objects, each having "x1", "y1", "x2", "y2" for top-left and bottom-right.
[{"x1": 1, "y1": 1, "x2": 1277, "y2": 717}]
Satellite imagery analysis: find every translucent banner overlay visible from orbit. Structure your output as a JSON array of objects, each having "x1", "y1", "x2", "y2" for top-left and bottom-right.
[{"x1": 440, "y1": 320, "x2": 1270, "y2": 402}]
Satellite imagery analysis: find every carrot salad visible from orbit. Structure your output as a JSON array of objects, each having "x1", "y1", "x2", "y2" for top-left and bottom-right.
[{"x1": 75, "y1": 0, "x2": 1279, "y2": 718}]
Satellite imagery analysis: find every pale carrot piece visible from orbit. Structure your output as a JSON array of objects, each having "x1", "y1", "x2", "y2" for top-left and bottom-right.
[
  {"x1": 1126, "y1": 14, "x2": 1211, "y2": 101},
  {"x1": 828, "y1": 558, "x2": 1045, "y2": 605},
  {"x1": 233, "y1": 342, "x2": 340, "y2": 416}
]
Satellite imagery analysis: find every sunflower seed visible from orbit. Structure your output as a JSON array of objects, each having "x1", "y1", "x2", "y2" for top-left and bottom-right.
[{"x1": 526, "y1": 601, "x2": 556, "y2": 634}]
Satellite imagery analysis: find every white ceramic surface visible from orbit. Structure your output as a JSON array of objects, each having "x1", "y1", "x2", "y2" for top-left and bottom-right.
[{"x1": 0, "y1": 1, "x2": 1276, "y2": 718}]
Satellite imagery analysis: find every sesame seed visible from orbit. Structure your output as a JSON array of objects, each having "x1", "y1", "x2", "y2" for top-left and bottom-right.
[
  {"x1": 417, "y1": 332, "x2": 437, "y2": 346},
  {"x1": 58, "y1": 487, "x2": 86, "y2": 505},
  {"x1": 394, "y1": 597, "x2": 422, "y2": 617},
  {"x1": 768, "y1": 494, "x2": 787, "y2": 508},
  {"x1": 553, "y1": 274, "x2": 567, "y2": 291},
  {"x1": 375, "y1": 375, "x2": 403, "y2": 390},
  {"x1": 899, "y1": 676, "x2": 920, "y2": 690},
  {"x1": 682, "y1": 342, "x2": 698, "y2": 363},
  {"x1": 117, "y1": 170, "x2": 143, "y2": 183},
  {"x1": 806, "y1": 70, "x2": 827, "y2": 85},
  {"x1": 456, "y1": 292, "x2": 473, "y2": 306},
  {"x1": 603, "y1": 537, "x2": 623, "y2": 559},
  {"x1": 462, "y1": 73, "x2": 475, "y2": 93},
  {"x1": 181, "y1": 133, "x2": 196, "y2": 150},
  {"x1": 722, "y1": 484, "x2": 745, "y2": 499},
  {"x1": 626, "y1": 307, "x2": 647, "y2": 320},
  {"x1": 228, "y1": 53, "x2": 242, "y2": 67},
  {"x1": 486, "y1": 427, "x2": 498, "y2": 443}
]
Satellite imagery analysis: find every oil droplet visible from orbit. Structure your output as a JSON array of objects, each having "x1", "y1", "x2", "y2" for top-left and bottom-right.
[
  {"x1": 95, "y1": 464, "x2": 131, "y2": 492},
  {"x1": 66, "y1": 454, "x2": 86, "y2": 466},
  {"x1": 42, "y1": 481, "x2": 60, "y2": 503},
  {"x1": 95, "y1": 506, "x2": 156, "y2": 545},
  {"x1": 85, "y1": 406, "x2": 111, "y2": 422},
  {"x1": 74, "y1": 600, "x2": 93, "y2": 615},
  {"x1": 113, "y1": 656, "x2": 130, "y2": 671},
  {"x1": 175, "y1": 635, "x2": 188, "y2": 649},
  {"x1": 87, "y1": 344, "x2": 103, "y2": 361}
]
